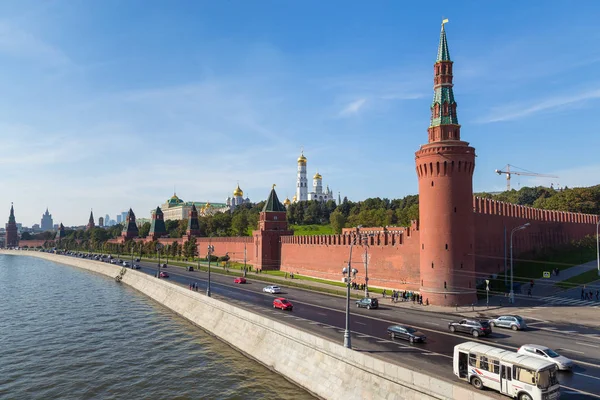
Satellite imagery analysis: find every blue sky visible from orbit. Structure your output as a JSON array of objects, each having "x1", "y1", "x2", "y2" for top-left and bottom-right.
[{"x1": 1, "y1": 1, "x2": 600, "y2": 226}]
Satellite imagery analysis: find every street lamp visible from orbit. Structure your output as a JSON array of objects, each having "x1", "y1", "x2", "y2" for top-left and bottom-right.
[
  {"x1": 207, "y1": 244, "x2": 215, "y2": 297},
  {"x1": 243, "y1": 242, "x2": 247, "y2": 277},
  {"x1": 343, "y1": 235, "x2": 359, "y2": 349},
  {"x1": 156, "y1": 243, "x2": 164, "y2": 278},
  {"x1": 509, "y1": 222, "x2": 530, "y2": 303}
]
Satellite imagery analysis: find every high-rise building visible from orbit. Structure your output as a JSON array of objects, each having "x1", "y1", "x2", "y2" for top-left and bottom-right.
[
  {"x1": 105, "y1": 214, "x2": 110, "y2": 226},
  {"x1": 116, "y1": 214, "x2": 122, "y2": 224},
  {"x1": 121, "y1": 211, "x2": 128, "y2": 224},
  {"x1": 98, "y1": 217, "x2": 104, "y2": 227},
  {"x1": 41, "y1": 208, "x2": 53, "y2": 231}
]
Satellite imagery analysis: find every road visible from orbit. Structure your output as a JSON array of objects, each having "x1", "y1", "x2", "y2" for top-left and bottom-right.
[{"x1": 90, "y1": 256, "x2": 600, "y2": 399}]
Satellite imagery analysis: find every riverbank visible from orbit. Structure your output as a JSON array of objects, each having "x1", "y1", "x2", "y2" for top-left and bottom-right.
[{"x1": 1, "y1": 250, "x2": 495, "y2": 400}]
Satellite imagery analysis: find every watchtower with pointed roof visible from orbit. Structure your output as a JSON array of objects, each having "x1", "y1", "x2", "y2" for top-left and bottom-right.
[
  {"x1": 121, "y1": 208, "x2": 139, "y2": 240},
  {"x1": 87, "y1": 210, "x2": 95, "y2": 231},
  {"x1": 253, "y1": 185, "x2": 292, "y2": 270},
  {"x1": 186, "y1": 204, "x2": 201, "y2": 237},
  {"x1": 6, "y1": 203, "x2": 18, "y2": 247},
  {"x1": 55, "y1": 223, "x2": 66, "y2": 242},
  {"x1": 148, "y1": 206, "x2": 167, "y2": 240},
  {"x1": 415, "y1": 21, "x2": 477, "y2": 306}
]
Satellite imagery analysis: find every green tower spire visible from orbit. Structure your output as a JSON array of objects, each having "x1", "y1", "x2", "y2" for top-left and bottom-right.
[{"x1": 436, "y1": 21, "x2": 451, "y2": 62}]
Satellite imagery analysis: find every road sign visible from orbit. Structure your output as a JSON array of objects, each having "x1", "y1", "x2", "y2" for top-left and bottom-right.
[
  {"x1": 543, "y1": 271, "x2": 550, "y2": 278},
  {"x1": 485, "y1": 279, "x2": 490, "y2": 291}
]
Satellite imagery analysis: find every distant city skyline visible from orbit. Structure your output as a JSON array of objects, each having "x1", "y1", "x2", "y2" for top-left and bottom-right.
[{"x1": 2, "y1": 1, "x2": 600, "y2": 225}]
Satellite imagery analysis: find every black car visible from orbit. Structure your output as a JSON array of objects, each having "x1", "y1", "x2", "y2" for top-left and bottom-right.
[
  {"x1": 132, "y1": 264, "x2": 140, "y2": 270},
  {"x1": 448, "y1": 319, "x2": 492, "y2": 337},
  {"x1": 387, "y1": 325, "x2": 426, "y2": 343},
  {"x1": 135, "y1": 258, "x2": 140, "y2": 262},
  {"x1": 162, "y1": 263, "x2": 167, "y2": 268},
  {"x1": 355, "y1": 298, "x2": 379, "y2": 309},
  {"x1": 186, "y1": 266, "x2": 194, "y2": 271}
]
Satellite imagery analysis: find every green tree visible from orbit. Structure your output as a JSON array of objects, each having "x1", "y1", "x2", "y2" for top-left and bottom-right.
[
  {"x1": 138, "y1": 222, "x2": 151, "y2": 238},
  {"x1": 329, "y1": 210, "x2": 346, "y2": 234},
  {"x1": 231, "y1": 212, "x2": 249, "y2": 236}
]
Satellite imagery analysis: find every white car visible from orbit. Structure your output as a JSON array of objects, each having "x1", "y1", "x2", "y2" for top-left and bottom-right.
[
  {"x1": 263, "y1": 285, "x2": 281, "y2": 294},
  {"x1": 518, "y1": 344, "x2": 574, "y2": 370}
]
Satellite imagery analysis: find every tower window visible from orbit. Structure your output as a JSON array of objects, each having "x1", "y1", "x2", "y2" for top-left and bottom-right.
[
  {"x1": 431, "y1": 262, "x2": 434, "y2": 269},
  {"x1": 274, "y1": 216, "x2": 278, "y2": 220},
  {"x1": 431, "y1": 181, "x2": 434, "y2": 187},
  {"x1": 454, "y1": 207, "x2": 457, "y2": 213},
  {"x1": 444, "y1": 281, "x2": 447, "y2": 289},
  {"x1": 445, "y1": 244, "x2": 448, "y2": 250},
  {"x1": 421, "y1": 280, "x2": 423, "y2": 286},
  {"x1": 460, "y1": 263, "x2": 463, "y2": 269},
  {"x1": 422, "y1": 243, "x2": 424, "y2": 250}
]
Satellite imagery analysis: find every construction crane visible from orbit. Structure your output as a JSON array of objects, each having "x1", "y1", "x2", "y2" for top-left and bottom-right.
[{"x1": 494, "y1": 164, "x2": 559, "y2": 191}]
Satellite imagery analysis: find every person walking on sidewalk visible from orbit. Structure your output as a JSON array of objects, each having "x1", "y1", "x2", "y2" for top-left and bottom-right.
[{"x1": 581, "y1": 288, "x2": 585, "y2": 300}]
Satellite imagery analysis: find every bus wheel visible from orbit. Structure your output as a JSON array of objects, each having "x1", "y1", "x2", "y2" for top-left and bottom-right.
[
  {"x1": 519, "y1": 394, "x2": 532, "y2": 400},
  {"x1": 470, "y1": 376, "x2": 483, "y2": 390}
]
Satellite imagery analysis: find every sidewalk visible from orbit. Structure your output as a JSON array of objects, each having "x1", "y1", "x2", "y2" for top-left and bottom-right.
[{"x1": 520, "y1": 260, "x2": 600, "y2": 298}]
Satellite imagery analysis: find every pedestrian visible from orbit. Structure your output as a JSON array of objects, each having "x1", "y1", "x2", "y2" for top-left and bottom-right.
[
  {"x1": 382, "y1": 289, "x2": 386, "y2": 298},
  {"x1": 581, "y1": 288, "x2": 585, "y2": 300},
  {"x1": 596, "y1": 290, "x2": 599, "y2": 301},
  {"x1": 189, "y1": 283, "x2": 192, "y2": 290},
  {"x1": 527, "y1": 288, "x2": 532, "y2": 297},
  {"x1": 412, "y1": 295, "x2": 416, "y2": 303}
]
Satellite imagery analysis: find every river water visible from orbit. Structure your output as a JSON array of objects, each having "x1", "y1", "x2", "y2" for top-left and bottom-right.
[{"x1": 0, "y1": 254, "x2": 313, "y2": 399}]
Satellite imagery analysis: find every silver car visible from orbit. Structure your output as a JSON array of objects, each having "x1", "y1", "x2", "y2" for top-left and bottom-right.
[
  {"x1": 263, "y1": 285, "x2": 281, "y2": 294},
  {"x1": 488, "y1": 315, "x2": 527, "y2": 331},
  {"x1": 518, "y1": 344, "x2": 574, "y2": 370}
]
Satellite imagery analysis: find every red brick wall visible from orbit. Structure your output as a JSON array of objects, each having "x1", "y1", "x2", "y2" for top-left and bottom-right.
[
  {"x1": 17, "y1": 240, "x2": 48, "y2": 248},
  {"x1": 473, "y1": 197, "x2": 599, "y2": 277},
  {"x1": 195, "y1": 237, "x2": 255, "y2": 265},
  {"x1": 280, "y1": 223, "x2": 421, "y2": 291}
]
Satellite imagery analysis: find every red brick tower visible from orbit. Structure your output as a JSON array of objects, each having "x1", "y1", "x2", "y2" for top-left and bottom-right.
[
  {"x1": 87, "y1": 210, "x2": 95, "y2": 230},
  {"x1": 415, "y1": 21, "x2": 477, "y2": 306},
  {"x1": 121, "y1": 208, "x2": 139, "y2": 240},
  {"x1": 186, "y1": 204, "x2": 201, "y2": 238},
  {"x1": 253, "y1": 185, "x2": 292, "y2": 271},
  {"x1": 148, "y1": 206, "x2": 167, "y2": 240},
  {"x1": 6, "y1": 203, "x2": 19, "y2": 247}
]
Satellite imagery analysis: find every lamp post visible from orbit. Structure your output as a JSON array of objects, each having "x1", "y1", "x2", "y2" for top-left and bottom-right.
[
  {"x1": 130, "y1": 246, "x2": 134, "y2": 268},
  {"x1": 596, "y1": 218, "x2": 600, "y2": 277},
  {"x1": 207, "y1": 244, "x2": 214, "y2": 297},
  {"x1": 156, "y1": 243, "x2": 163, "y2": 278},
  {"x1": 509, "y1": 222, "x2": 530, "y2": 303},
  {"x1": 343, "y1": 235, "x2": 359, "y2": 349},
  {"x1": 244, "y1": 242, "x2": 247, "y2": 277}
]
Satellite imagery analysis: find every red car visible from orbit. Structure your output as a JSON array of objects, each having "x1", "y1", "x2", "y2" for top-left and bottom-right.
[
  {"x1": 234, "y1": 277, "x2": 247, "y2": 284},
  {"x1": 273, "y1": 297, "x2": 293, "y2": 311},
  {"x1": 159, "y1": 271, "x2": 169, "y2": 278}
]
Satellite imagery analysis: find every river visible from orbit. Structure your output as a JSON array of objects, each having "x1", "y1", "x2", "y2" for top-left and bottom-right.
[{"x1": 0, "y1": 254, "x2": 313, "y2": 399}]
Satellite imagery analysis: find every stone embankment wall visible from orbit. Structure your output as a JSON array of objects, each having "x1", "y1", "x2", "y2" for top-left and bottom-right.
[{"x1": 2, "y1": 250, "x2": 496, "y2": 400}]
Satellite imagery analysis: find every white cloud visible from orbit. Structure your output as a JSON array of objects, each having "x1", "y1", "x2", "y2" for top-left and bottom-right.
[
  {"x1": 476, "y1": 87, "x2": 600, "y2": 124},
  {"x1": 0, "y1": 21, "x2": 70, "y2": 66},
  {"x1": 339, "y1": 98, "x2": 367, "y2": 116}
]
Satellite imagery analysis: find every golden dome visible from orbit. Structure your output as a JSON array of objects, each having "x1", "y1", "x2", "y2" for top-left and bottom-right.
[
  {"x1": 292, "y1": 194, "x2": 297, "y2": 202},
  {"x1": 297, "y1": 152, "x2": 307, "y2": 165},
  {"x1": 205, "y1": 201, "x2": 211, "y2": 207},
  {"x1": 233, "y1": 184, "x2": 244, "y2": 197},
  {"x1": 313, "y1": 172, "x2": 322, "y2": 180},
  {"x1": 283, "y1": 197, "x2": 291, "y2": 206}
]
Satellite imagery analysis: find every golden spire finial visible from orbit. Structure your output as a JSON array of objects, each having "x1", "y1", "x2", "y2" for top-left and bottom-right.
[
  {"x1": 442, "y1": 18, "x2": 449, "y2": 28},
  {"x1": 272, "y1": 184, "x2": 276, "y2": 189}
]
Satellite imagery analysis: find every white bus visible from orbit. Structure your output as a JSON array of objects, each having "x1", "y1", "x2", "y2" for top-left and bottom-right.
[{"x1": 454, "y1": 342, "x2": 560, "y2": 400}]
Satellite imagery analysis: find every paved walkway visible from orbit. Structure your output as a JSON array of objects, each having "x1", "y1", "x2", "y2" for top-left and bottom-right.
[{"x1": 519, "y1": 260, "x2": 600, "y2": 298}]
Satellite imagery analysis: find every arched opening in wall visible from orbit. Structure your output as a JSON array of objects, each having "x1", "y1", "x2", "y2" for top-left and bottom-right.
[
  {"x1": 460, "y1": 263, "x2": 463, "y2": 269},
  {"x1": 444, "y1": 161, "x2": 447, "y2": 175},
  {"x1": 444, "y1": 281, "x2": 447, "y2": 289},
  {"x1": 431, "y1": 181, "x2": 434, "y2": 187},
  {"x1": 458, "y1": 161, "x2": 462, "y2": 172},
  {"x1": 429, "y1": 162, "x2": 433, "y2": 175},
  {"x1": 422, "y1": 243, "x2": 424, "y2": 250},
  {"x1": 436, "y1": 162, "x2": 440, "y2": 175},
  {"x1": 445, "y1": 244, "x2": 448, "y2": 250},
  {"x1": 454, "y1": 207, "x2": 457, "y2": 213},
  {"x1": 421, "y1": 280, "x2": 423, "y2": 286},
  {"x1": 431, "y1": 262, "x2": 434, "y2": 268},
  {"x1": 451, "y1": 161, "x2": 455, "y2": 173}
]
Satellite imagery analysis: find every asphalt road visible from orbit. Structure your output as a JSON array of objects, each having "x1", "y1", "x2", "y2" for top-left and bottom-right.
[{"x1": 85, "y1": 256, "x2": 600, "y2": 399}]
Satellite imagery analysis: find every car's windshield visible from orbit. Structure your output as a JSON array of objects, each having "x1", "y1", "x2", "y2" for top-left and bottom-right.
[
  {"x1": 406, "y1": 327, "x2": 416, "y2": 333},
  {"x1": 544, "y1": 349, "x2": 560, "y2": 358},
  {"x1": 281, "y1": 300, "x2": 289, "y2": 304},
  {"x1": 536, "y1": 368, "x2": 558, "y2": 389}
]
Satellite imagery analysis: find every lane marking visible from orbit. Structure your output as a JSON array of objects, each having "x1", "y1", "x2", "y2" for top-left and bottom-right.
[
  {"x1": 423, "y1": 322, "x2": 440, "y2": 326},
  {"x1": 562, "y1": 385, "x2": 600, "y2": 399},
  {"x1": 357, "y1": 335, "x2": 370, "y2": 338},
  {"x1": 322, "y1": 326, "x2": 335, "y2": 329},
  {"x1": 574, "y1": 372, "x2": 600, "y2": 381},
  {"x1": 440, "y1": 319, "x2": 453, "y2": 322},
  {"x1": 575, "y1": 342, "x2": 599, "y2": 348},
  {"x1": 309, "y1": 322, "x2": 320, "y2": 325},
  {"x1": 317, "y1": 312, "x2": 327, "y2": 316},
  {"x1": 376, "y1": 340, "x2": 388, "y2": 343},
  {"x1": 556, "y1": 348, "x2": 584, "y2": 355},
  {"x1": 356, "y1": 321, "x2": 367, "y2": 326}
]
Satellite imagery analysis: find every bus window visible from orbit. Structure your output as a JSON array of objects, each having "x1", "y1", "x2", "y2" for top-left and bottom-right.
[
  {"x1": 469, "y1": 353, "x2": 477, "y2": 367},
  {"x1": 515, "y1": 366, "x2": 535, "y2": 385},
  {"x1": 480, "y1": 356, "x2": 489, "y2": 370},
  {"x1": 488, "y1": 359, "x2": 499, "y2": 374}
]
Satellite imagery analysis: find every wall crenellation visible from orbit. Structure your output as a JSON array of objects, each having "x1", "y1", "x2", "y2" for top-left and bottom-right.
[{"x1": 473, "y1": 196, "x2": 599, "y2": 224}]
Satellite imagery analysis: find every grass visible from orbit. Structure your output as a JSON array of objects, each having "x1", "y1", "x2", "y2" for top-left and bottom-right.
[
  {"x1": 555, "y1": 269, "x2": 600, "y2": 289},
  {"x1": 290, "y1": 224, "x2": 334, "y2": 236},
  {"x1": 484, "y1": 237, "x2": 597, "y2": 295}
]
